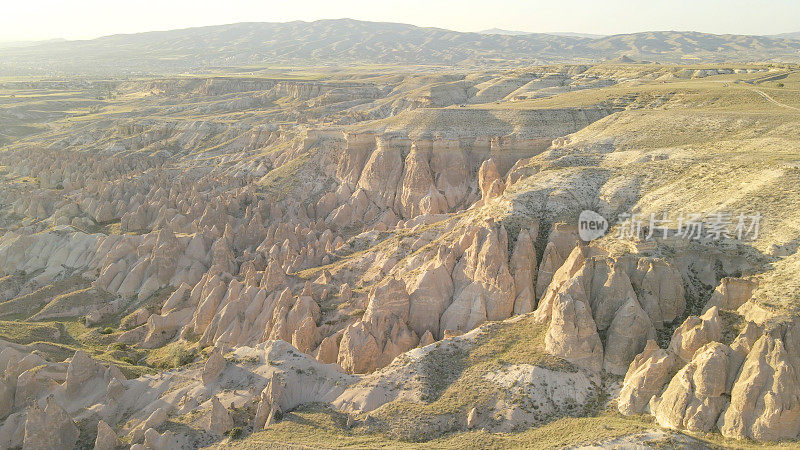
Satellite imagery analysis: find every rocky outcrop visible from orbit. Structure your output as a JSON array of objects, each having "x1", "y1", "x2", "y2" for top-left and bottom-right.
[
  {"x1": 406, "y1": 254, "x2": 454, "y2": 339},
  {"x1": 65, "y1": 350, "x2": 105, "y2": 398},
  {"x1": 206, "y1": 396, "x2": 234, "y2": 435},
  {"x1": 129, "y1": 408, "x2": 167, "y2": 444},
  {"x1": 357, "y1": 137, "x2": 404, "y2": 210},
  {"x1": 535, "y1": 224, "x2": 580, "y2": 300},
  {"x1": 0, "y1": 229, "x2": 99, "y2": 291},
  {"x1": 23, "y1": 396, "x2": 79, "y2": 450},
  {"x1": 652, "y1": 342, "x2": 732, "y2": 432},
  {"x1": 535, "y1": 244, "x2": 685, "y2": 375},
  {"x1": 397, "y1": 142, "x2": 448, "y2": 218},
  {"x1": 337, "y1": 279, "x2": 419, "y2": 374},
  {"x1": 143, "y1": 428, "x2": 186, "y2": 450},
  {"x1": 632, "y1": 259, "x2": 685, "y2": 329},
  {"x1": 603, "y1": 296, "x2": 656, "y2": 375},
  {"x1": 201, "y1": 348, "x2": 226, "y2": 385},
  {"x1": 477, "y1": 158, "x2": 505, "y2": 201},
  {"x1": 668, "y1": 307, "x2": 723, "y2": 364},
  {"x1": 253, "y1": 373, "x2": 283, "y2": 430},
  {"x1": 618, "y1": 340, "x2": 677, "y2": 415},
  {"x1": 719, "y1": 324, "x2": 800, "y2": 441},
  {"x1": 94, "y1": 420, "x2": 118, "y2": 450},
  {"x1": 442, "y1": 222, "x2": 515, "y2": 332},
  {"x1": 618, "y1": 309, "x2": 800, "y2": 443},
  {"x1": 545, "y1": 289, "x2": 604, "y2": 372},
  {"x1": 705, "y1": 277, "x2": 757, "y2": 312},
  {"x1": 510, "y1": 227, "x2": 538, "y2": 315}
]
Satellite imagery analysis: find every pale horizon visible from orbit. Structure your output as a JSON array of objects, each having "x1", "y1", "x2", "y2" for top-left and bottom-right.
[{"x1": 1, "y1": 0, "x2": 799, "y2": 42}]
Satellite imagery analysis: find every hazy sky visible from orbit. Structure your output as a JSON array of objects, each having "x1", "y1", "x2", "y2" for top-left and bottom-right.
[{"x1": 1, "y1": 0, "x2": 798, "y2": 41}]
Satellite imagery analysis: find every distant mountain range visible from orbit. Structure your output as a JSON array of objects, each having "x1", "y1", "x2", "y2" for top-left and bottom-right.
[
  {"x1": 0, "y1": 38, "x2": 67, "y2": 49},
  {"x1": 1, "y1": 19, "x2": 799, "y2": 75},
  {"x1": 773, "y1": 31, "x2": 800, "y2": 40},
  {"x1": 479, "y1": 28, "x2": 605, "y2": 39}
]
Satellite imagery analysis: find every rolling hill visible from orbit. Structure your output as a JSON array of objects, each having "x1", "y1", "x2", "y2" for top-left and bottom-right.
[{"x1": 2, "y1": 19, "x2": 800, "y2": 75}]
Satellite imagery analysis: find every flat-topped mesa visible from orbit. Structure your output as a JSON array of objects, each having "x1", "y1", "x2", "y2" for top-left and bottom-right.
[
  {"x1": 151, "y1": 77, "x2": 381, "y2": 102},
  {"x1": 302, "y1": 128, "x2": 346, "y2": 151}
]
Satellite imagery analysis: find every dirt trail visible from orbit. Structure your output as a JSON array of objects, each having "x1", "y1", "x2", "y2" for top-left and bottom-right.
[{"x1": 751, "y1": 88, "x2": 800, "y2": 111}]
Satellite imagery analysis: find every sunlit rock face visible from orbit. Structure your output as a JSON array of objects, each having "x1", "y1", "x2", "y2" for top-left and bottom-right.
[{"x1": 1, "y1": 53, "x2": 798, "y2": 448}]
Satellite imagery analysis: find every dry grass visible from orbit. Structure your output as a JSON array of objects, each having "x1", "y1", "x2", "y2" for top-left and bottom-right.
[
  {"x1": 216, "y1": 403, "x2": 653, "y2": 449},
  {"x1": 367, "y1": 315, "x2": 578, "y2": 441},
  {"x1": 0, "y1": 275, "x2": 92, "y2": 319}
]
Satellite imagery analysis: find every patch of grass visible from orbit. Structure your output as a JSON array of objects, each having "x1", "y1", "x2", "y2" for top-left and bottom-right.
[
  {"x1": 0, "y1": 317, "x2": 152, "y2": 378},
  {"x1": 109, "y1": 342, "x2": 128, "y2": 351},
  {"x1": 217, "y1": 403, "x2": 400, "y2": 449},
  {"x1": 370, "y1": 316, "x2": 577, "y2": 441},
  {"x1": 0, "y1": 320, "x2": 66, "y2": 344},
  {"x1": 216, "y1": 404, "x2": 654, "y2": 449},
  {"x1": 257, "y1": 151, "x2": 311, "y2": 201},
  {"x1": 0, "y1": 275, "x2": 91, "y2": 319},
  {"x1": 227, "y1": 427, "x2": 244, "y2": 440},
  {"x1": 419, "y1": 344, "x2": 468, "y2": 403},
  {"x1": 33, "y1": 286, "x2": 113, "y2": 320},
  {"x1": 145, "y1": 341, "x2": 197, "y2": 369}
]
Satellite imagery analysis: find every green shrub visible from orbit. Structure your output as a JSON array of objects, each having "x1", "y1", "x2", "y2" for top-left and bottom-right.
[
  {"x1": 145, "y1": 342, "x2": 197, "y2": 369},
  {"x1": 99, "y1": 327, "x2": 114, "y2": 335},
  {"x1": 170, "y1": 345, "x2": 195, "y2": 367},
  {"x1": 228, "y1": 427, "x2": 243, "y2": 439}
]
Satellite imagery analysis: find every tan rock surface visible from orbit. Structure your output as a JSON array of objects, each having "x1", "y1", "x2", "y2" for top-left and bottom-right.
[
  {"x1": 545, "y1": 289, "x2": 604, "y2": 372},
  {"x1": 705, "y1": 277, "x2": 758, "y2": 312},
  {"x1": 23, "y1": 395, "x2": 79, "y2": 450},
  {"x1": 719, "y1": 324, "x2": 800, "y2": 441},
  {"x1": 603, "y1": 297, "x2": 656, "y2": 375},
  {"x1": 653, "y1": 342, "x2": 732, "y2": 432},
  {"x1": 618, "y1": 340, "x2": 677, "y2": 415},
  {"x1": 668, "y1": 307, "x2": 723, "y2": 364},
  {"x1": 201, "y1": 347, "x2": 226, "y2": 385},
  {"x1": 94, "y1": 420, "x2": 118, "y2": 450},
  {"x1": 205, "y1": 396, "x2": 234, "y2": 435}
]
